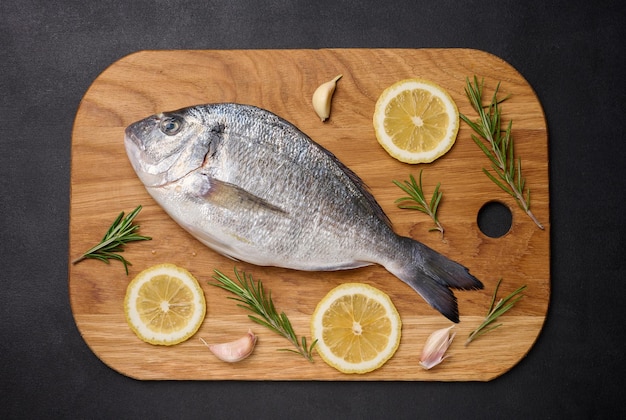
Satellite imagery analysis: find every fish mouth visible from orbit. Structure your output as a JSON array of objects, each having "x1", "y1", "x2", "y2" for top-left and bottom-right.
[
  {"x1": 123, "y1": 124, "x2": 148, "y2": 164},
  {"x1": 124, "y1": 117, "x2": 156, "y2": 151},
  {"x1": 124, "y1": 117, "x2": 206, "y2": 188},
  {"x1": 123, "y1": 123, "x2": 171, "y2": 187},
  {"x1": 124, "y1": 127, "x2": 141, "y2": 153}
]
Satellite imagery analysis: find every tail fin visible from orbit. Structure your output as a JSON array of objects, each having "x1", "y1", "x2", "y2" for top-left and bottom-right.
[{"x1": 387, "y1": 237, "x2": 483, "y2": 323}]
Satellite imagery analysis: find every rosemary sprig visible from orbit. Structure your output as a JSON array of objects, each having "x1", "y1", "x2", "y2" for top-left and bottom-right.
[
  {"x1": 211, "y1": 268, "x2": 317, "y2": 362},
  {"x1": 393, "y1": 170, "x2": 444, "y2": 237},
  {"x1": 465, "y1": 278, "x2": 527, "y2": 346},
  {"x1": 460, "y1": 76, "x2": 544, "y2": 230},
  {"x1": 72, "y1": 205, "x2": 151, "y2": 274}
]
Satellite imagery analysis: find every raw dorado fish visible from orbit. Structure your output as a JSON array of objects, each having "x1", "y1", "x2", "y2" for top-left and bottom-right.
[{"x1": 124, "y1": 103, "x2": 482, "y2": 322}]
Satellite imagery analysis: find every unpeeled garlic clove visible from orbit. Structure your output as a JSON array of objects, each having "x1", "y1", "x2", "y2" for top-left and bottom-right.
[
  {"x1": 419, "y1": 325, "x2": 455, "y2": 370},
  {"x1": 200, "y1": 329, "x2": 257, "y2": 363},
  {"x1": 312, "y1": 74, "x2": 342, "y2": 122}
]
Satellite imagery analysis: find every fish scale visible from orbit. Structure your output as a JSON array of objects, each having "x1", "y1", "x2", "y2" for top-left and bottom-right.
[{"x1": 125, "y1": 102, "x2": 483, "y2": 322}]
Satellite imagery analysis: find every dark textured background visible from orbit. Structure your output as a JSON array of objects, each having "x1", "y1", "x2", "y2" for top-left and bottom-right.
[{"x1": 2, "y1": 1, "x2": 624, "y2": 418}]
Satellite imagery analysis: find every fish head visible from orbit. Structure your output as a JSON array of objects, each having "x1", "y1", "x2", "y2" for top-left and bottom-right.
[{"x1": 124, "y1": 107, "x2": 217, "y2": 187}]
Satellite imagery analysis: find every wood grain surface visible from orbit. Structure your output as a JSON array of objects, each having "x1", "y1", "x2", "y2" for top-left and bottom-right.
[{"x1": 69, "y1": 49, "x2": 550, "y2": 381}]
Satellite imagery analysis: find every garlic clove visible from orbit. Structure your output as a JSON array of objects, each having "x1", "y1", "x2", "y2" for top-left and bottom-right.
[
  {"x1": 200, "y1": 329, "x2": 257, "y2": 363},
  {"x1": 312, "y1": 74, "x2": 342, "y2": 122},
  {"x1": 419, "y1": 325, "x2": 455, "y2": 370}
]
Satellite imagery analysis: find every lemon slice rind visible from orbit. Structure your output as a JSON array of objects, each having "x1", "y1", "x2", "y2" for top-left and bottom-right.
[
  {"x1": 373, "y1": 78, "x2": 459, "y2": 164},
  {"x1": 124, "y1": 263, "x2": 206, "y2": 346},
  {"x1": 311, "y1": 283, "x2": 401, "y2": 374}
]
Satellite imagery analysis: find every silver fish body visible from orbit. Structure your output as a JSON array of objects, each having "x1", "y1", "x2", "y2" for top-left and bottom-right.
[{"x1": 125, "y1": 103, "x2": 482, "y2": 322}]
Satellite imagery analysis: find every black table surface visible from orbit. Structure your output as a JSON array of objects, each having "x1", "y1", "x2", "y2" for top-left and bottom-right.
[{"x1": 2, "y1": 1, "x2": 624, "y2": 418}]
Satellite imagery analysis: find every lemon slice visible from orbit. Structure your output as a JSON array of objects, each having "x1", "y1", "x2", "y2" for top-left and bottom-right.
[
  {"x1": 373, "y1": 78, "x2": 459, "y2": 163},
  {"x1": 311, "y1": 283, "x2": 401, "y2": 374},
  {"x1": 124, "y1": 263, "x2": 206, "y2": 345}
]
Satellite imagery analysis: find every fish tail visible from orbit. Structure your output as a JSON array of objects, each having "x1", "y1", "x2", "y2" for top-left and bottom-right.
[{"x1": 388, "y1": 237, "x2": 483, "y2": 323}]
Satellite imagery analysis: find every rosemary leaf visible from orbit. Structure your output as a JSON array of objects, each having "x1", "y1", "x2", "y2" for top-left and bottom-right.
[
  {"x1": 393, "y1": 170, "x2": 444, "y2": 237},
  {"x1": 211, "y1": 268, "x2": 317, "y2": 362},
  {"x1": 72, "y1": 205, "x2": 151, "y2": 274},
  {"x1": 430, "y1": 183, "x2": 442, "y2": 215},
  {"x1": 465, "y1": 279, "x2": 527, "y2": 346},
  {"x1": 460, "y1": 76, "x2": 543, "y2": 229}
]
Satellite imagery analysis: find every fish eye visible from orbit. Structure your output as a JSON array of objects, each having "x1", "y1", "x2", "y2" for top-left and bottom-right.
[{"x1": 159, "y1": 116, "x2": 183, "y2": 136}]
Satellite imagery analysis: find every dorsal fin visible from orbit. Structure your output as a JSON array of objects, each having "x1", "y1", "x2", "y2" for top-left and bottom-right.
[{"x1": 315, "y1": 143, "x2": 392, "y2": 229}]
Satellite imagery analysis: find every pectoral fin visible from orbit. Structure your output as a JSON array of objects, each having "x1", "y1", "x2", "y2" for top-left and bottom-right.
[{"x1": 199, "y1": 176, "x2": 287, "y2": 215}]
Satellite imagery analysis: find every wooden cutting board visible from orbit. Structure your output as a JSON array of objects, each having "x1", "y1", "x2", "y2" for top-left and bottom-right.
[{"x1": 69, "y1": 49, "x2": 550, "y2": 381}]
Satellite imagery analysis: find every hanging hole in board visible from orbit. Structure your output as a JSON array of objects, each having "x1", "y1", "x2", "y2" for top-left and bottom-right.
[{"x1": 477, "y1": 201, "x2": 513, "y2": 238}]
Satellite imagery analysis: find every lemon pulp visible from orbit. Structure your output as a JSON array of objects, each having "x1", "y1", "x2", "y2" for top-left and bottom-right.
[
  {"x1": 124, "y1": 263, "x2": 206, "y2": 346},
  {"x1": 373, "y1": 78, "x2": 459, "y2": 164},
  {"x1": 311, "y1": 283, "x2": 401, "y2": 374}
]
